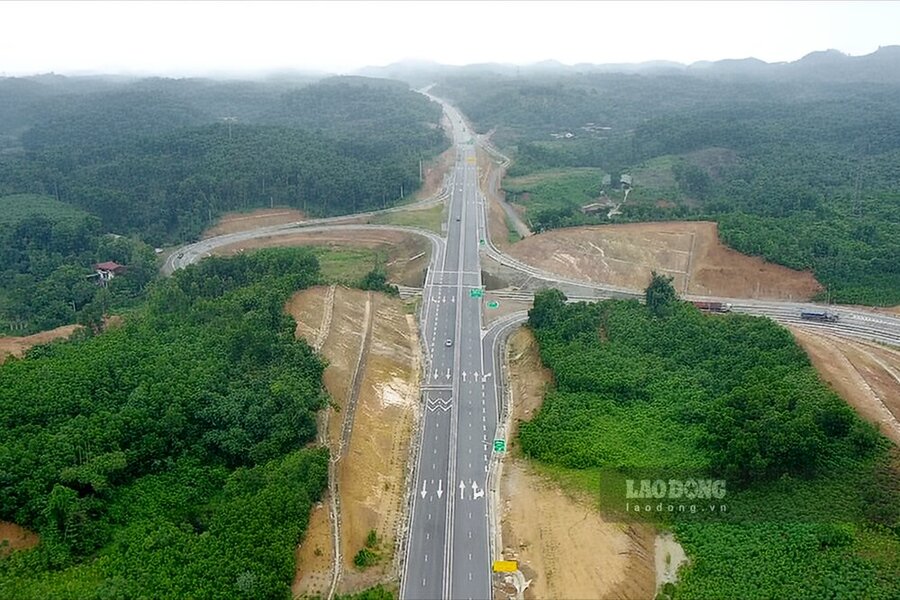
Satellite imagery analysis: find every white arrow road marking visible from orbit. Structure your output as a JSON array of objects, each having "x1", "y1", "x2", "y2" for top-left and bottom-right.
[
  {"x1": 462, "y1": 371, "x2": 467, "y2": 382},
  {"x1": 459, "y1": 480, "x2": 466, "y2": 499},
  {"x1": 472, "y1": 481, "x2": 485, "y2": 500},
  {"x1": 437, "y1": 479, "x2": 443, "y2": 499},
  {"x1": 474, "y1": 371, "x2": 479, "y2": 381},
  {"x1": 433, "y1": 370, "x2": 439, "y2": 380},
  {"x1": 482, "y1": 372, "x2": 492, "y2": 381},
  {"x1": 421, "y1": 479, "x2": 428, "y2": 499},
  {"x1": 446, "y1": 368, "x2": 451, "y2": 380}
]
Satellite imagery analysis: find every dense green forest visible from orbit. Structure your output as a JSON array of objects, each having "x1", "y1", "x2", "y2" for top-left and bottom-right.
[
  {"x1": 0, "y1": 74, "x2": 445, "y2": 335},
  {"x1": 0, "y1": 248, "x2": 331, "y2": 598},
  {"x1": 436, "y1": 73, "x2": 900, "y2": 305},
  {"x1": 520, "y1": 285, "x2": 900, "y2": 598},
  {"x1": 0, "y1": 75, "x2": 447, "y2": 245}
]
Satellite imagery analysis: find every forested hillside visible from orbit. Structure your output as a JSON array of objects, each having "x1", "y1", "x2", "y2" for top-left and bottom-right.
[
  {"x1": 0, "y1": 248, "x2": 331, "y2": 598},
  {"x1": 0, "y1": 75, "x2": 447, "y2": 244},
  {"x1": 0, "y1": 74, "x2": 445, "y2": 335},
  {"x1": 520, "y1": 286, "x2": 900, "y2": 598},
  {"x1": 436, "y1": 70, "x2": 900, "y2": 305},
  {"x1": 0, "y1": 194, "x2": 156, "y2": 334}
]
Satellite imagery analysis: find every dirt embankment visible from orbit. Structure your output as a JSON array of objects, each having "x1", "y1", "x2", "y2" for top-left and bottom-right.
[
  {"x1": 202, "y1": 208, "x2": 307, "y2": 238},
  {"x1": 0, "y1": 522, "x2": 39, "y2": 556},
  {"x1": 214, "y1": 229, "x2": 431, "y2": 288},
  {"x1": 478, "y1": 148, "x2": 530, "y2": 249},
  {"x1": 498, "y1": 328, "x2": 656, "y2": 600},
  {"x1": 0, "y1": 324, "x2": 82, "y2": 364},
  {"x1": 287, "y1": 286, "x2": 420, "y2": 597},
  {"x1": 416, "y1": 143, "x2": 456, "y2": 201},
  {"x1": 792, "y1": 328, "x2": 900, "y2": 445},
  {"x1": 505, "y1": 221, "x2": 822, "y2": 301}
]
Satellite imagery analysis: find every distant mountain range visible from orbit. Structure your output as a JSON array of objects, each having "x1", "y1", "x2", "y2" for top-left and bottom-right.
[{"x1": 358, "y1": 46, "x2": 900, "y2": 84}]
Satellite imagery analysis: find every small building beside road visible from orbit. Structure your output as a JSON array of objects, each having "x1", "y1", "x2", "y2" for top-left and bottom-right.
[{"x1": 94, "y1": 261, "x2": 126, "y2": 285}]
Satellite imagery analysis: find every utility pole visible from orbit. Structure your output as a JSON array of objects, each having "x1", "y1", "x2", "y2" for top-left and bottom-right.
[{"x1": 221, "y1": 116, "x2": 237, "y2": 141}]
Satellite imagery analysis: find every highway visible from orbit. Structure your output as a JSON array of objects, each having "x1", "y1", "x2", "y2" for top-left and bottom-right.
[
  {"x1": 160, "y1": 93, "x2": 900, "y2": 600},
  {"x1": 402, "y1": 143, "x2": 495, "y2": 600}
]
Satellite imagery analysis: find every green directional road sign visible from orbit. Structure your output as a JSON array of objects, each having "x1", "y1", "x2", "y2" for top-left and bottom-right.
[
  {"x1": 493, "y1": 439, "x2": 506, "y2": 452},
  {"x1": 469, "y1": 288, "x2": 484, "y2": 298},
  {"x1": 480, "y1": 239, "x2": 486, "y2": 246},
  {"x1": 486, "y1": 300, "x2": 500, "y2": 309}
]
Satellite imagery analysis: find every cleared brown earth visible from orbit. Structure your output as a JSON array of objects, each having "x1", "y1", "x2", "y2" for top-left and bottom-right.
[
  {"x1": 506, "y1": 221, "x2": 822, "y2": 300},
  {"x1": 292, "y1": 502, "x2": 333, "y2": 599},
  {"x1": 338, "y1": 295, "x2": 421, "y2": 594},
  {"x1": 0, "y1": 324, "x2": 81, "y2": 364},
  {"x1": 0, "y1": 522, "x2": 39, "y2": 556},
  {"x1": 478, "y1": 148, "x2": 519, "y2": 250},
  {"x1": 416, "y1": 143, "x2": 456, "y2": 201},
  {"x1": 287, "y1": 286, "x2": 420, "y2": 596},
  {"x1": 213, "y1": 229, "x2": 431, "y2": 287},
  {"x1": 792, "y1": 328, "x2": 900, "y2": 445},
  {"x1": 202, "y1": 208, "x2": 307, "y2": 238},
  {"x1": 499, "y1": 328, "x2": 655, "y2": 600}
]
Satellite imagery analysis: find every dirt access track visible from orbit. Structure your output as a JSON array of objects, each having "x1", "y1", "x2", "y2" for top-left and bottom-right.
[
  {"x1": 496, "y1": 328, "x2": 655, "y2": 600},
  {"x1": 792, "y1": 328, "x2": 900, "y2": 445},
  {"x1": 287, "y1": 286, "x2": 420, "y2": 597},
  {"x1": 505, "y1": 221, "x2": 822, "y2": 301}
]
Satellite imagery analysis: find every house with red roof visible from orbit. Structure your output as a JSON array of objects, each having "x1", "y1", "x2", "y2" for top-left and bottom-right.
[{"x1": 94, "y1": 261, "x2": 126, "y2": 285}]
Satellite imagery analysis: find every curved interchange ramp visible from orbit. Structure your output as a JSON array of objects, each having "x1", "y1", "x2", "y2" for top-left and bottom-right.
[{"x1": 161, "y1": 95, "x2": 900, "y2": 600}]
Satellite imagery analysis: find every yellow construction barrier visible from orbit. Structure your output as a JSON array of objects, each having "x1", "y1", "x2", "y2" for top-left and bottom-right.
[{"x1": 492, "y1": 560, "x2": 518, "y2": 573}]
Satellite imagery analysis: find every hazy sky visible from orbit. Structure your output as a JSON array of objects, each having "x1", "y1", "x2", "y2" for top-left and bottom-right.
[{"x1": 2, "y1": 1, "x2": 899, "y2": 76}]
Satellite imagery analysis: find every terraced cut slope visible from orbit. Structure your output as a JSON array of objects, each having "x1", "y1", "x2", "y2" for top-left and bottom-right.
[
  {"x1": 287, "y1": 286, "x2": 420, "y2": 597},
  {"x1": 505, "y1": 221, "x2": 822, "y2": 300}
]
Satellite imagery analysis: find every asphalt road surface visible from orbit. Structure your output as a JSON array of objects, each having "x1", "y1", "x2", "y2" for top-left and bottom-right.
[{"x1": 402, "y1": 144, "x2": 495, "y2": 600}]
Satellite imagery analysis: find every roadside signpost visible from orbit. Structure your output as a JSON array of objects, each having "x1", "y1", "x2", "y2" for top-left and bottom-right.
[
  {"x1": 486, "y1": 300, "x2": 499, "y2": 309},
  {"x1": 470, "y1": 288, "x2": 484, "y2": 298},
  {"x1": 493, "y1": 439, "x2": 506, "y2": 452}
]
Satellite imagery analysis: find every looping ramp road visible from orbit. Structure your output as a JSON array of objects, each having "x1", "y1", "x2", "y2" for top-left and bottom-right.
[{"x1": 164, "y1": 95, "x2": 900, "y2": 600}]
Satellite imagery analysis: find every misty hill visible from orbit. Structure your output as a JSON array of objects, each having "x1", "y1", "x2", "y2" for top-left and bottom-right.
[{"x1": 360, "y1": 45, "x2": 900, "y2": 84}]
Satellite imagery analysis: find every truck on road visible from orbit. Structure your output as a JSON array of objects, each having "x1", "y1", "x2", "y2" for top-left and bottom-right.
[
  {"x1": 800, "y1": 311, "x2": 839, "y2": 322},
  {"x1": 691, "y1": 301, "x2": 732, "y2": 313}
]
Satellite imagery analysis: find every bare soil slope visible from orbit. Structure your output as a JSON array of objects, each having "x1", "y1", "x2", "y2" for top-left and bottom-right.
[
  {"x1": 498, "y1": 329, "x2": 655, "y2": 600},
  {"x1": 286, "y1": 286, "x2": 420, "y2": 596},
  {"x1": 792, "y1": 328, "x2": 900, "y2": 445},
  {"x1": 0, "y1": 325, "x2": 81, "y2": 364},
  {"x1": 202, "y1": 208, "x2": 306, "y2": 238},
  {"x1": 506, "y1": 221, "x2": 822, "y2": 300},
  {"x1": 0, "y1": 522, "x2": 39, "y2": 556},
  {"x1": 416, "y1": 144, "x2": 456, "y2": 201}
]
